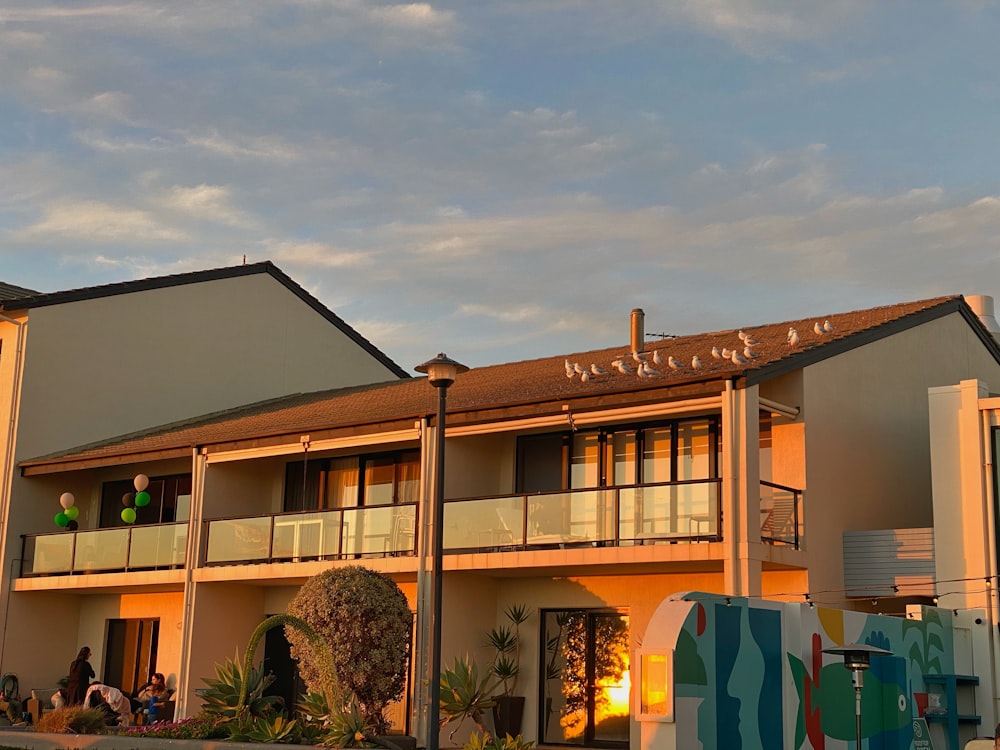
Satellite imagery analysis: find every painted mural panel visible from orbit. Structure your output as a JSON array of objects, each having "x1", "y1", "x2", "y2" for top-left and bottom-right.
[{"x1": 641, "y1": 593, "x2": 963, "y2": 750}]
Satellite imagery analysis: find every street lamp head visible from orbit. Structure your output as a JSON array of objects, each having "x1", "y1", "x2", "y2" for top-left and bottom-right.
[
  {"x1": 416, "y1": 353, "x2": 469, "y2": 388},
  {"x1": 822, "y1": 643, "x2": 891, "y2": 672}
]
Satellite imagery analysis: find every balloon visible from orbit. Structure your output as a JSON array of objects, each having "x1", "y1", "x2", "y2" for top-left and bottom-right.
[
  {"x1": 66, "y1": 520, "x2": 79, "y2": 531},
  {"x1": 54, "y1": 512, "x2": 69, "y2": 528},
  {"x1": 65, "y1": 505, "x2": 79, "y2": 521},
  {"x1": 121, "y1": 508, "x2": 136, "y2": 524},
  {"x1": 122, "y1": 492, "x2": 135, "y2": 508},
  {"x1": 134, "y1": 491, "x2": 151, "y2": 508},
  {"x1": 59, "y1": 492, "x2": 75, "y2": 509},
  {"x1": 134, "y1": 474, "x2": 149, "y2": 492}
]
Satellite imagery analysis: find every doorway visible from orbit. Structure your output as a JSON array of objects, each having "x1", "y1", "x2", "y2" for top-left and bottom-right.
[
  {"x1": 104, "y1": 618, "x2": 159, "y2": 695},
  {"x1": 540, "y1": 609, "x2": 630, "y2": 747}
]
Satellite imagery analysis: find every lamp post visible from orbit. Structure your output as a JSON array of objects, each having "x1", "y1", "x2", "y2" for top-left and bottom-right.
[
  {"x1": 416, "y1": 353, "x2": 468, "y2": 750},
  {"x1": 822, "y1": 642, "x2": 892, "y2": 749}
]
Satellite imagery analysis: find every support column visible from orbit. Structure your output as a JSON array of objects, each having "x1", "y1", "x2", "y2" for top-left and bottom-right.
[
  {"x1": 412, "y1": 417, "x2": 433, "y2": 746},
  {"x1": 176, "y1": 447, "x2": 207, "y2": 719},
  {"x1": 722, "y1": 380, "x2": 762, "y2": 596}
]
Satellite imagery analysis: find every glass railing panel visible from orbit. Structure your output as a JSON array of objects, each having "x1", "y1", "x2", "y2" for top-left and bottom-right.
[
  {"x1": 443, "y1": 496, "x2": 525, "y2": 550},
  {"x1": 129, "y1": 523, "x2": 188, "y2": 568},
  {"x1": 24, "y1": 534, "x2": 75, "y2": 575},
  {"x1": 205, "y1": 517, "x2": 272, "y2": 563},
  {"x1": 272, "y1": 511, "x2": 343, "y2": 560},
  {"x1": 618, "y1": 481, "x2": 719, "y2": 541},
  {"x1": 528, "y1": 490, "x2": 616, "y2": 545},
  {"x1": 73, "y1": 528, "x2": 130, "y2": 572},
  {"x1": 341, "y1": 505, "x2": 405, "y2": 556},
  {"x1": 760, "y1": 481, "x2": 800, "y2": 547}
]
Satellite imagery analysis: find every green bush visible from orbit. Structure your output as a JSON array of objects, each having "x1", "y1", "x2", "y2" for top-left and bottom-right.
[{"x1": 286, "y1": 566, "x2": 411, "y2": 734}]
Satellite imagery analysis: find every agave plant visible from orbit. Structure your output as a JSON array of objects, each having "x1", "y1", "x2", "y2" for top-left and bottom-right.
[
  {"x1": 238, "y1": 715, "x2": 301, "y2": 744},
  {"x1": 196, "y1": 648, "x2": 284, "y2": 719},
  {"x1": 297, "y1": 690, "x2": 331, "y2": 722},
  {"x1": 322, "y1": 693, "x2": 376, "y2": 748},
  {"x1": 465, "y1": 730, "x2": 536, "y2": 750},
  {"x1": 439, "y1": 656, "x2": 498, "y2": 741}
]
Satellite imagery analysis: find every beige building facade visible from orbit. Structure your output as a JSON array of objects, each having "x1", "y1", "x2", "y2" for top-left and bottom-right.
[{"x1": 6, "y1": 293, "x2": 1000, "y2": 749}]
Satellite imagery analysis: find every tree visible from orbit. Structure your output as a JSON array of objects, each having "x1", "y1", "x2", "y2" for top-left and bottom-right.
[{"x1": 286, "y1": 565, "x2": 411, "y2": 734}]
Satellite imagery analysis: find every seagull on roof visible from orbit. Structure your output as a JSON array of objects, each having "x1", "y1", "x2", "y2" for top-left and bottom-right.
[
  {"x1": 652, "y1": 350, "x2": 663, "y2": 366},
  {"x1": 814, "y1": 321, "x2": 825, "y2": 336},
  {"x1": 632, "y1": 350, "x2": 647, "y2": 363},
  {"x1": 731, "y1": 349, "x2": 749, "y2": 365},
  {"x1": 591, "y1": 363, "x2": 607, "y2": 377},
  {"x1": 614, "y1": 360, "x2": 633, "y2": 375},
  {"x1": 711, "y1": 346, "x2": 722, "y2": 359},
  {"x1": 565, "y1": 359, "x2": 575, "y2": 376},
  {"x1": 823, "y1": 319, "x2": 834, "y2": 333},
  {"x1": 573, "y1": 362, "x2": 587, "y2": 375},
  {"x1": 737, "y1": 330, "x2": 747, "y2": 342},
  {"x1": 743, "y1": 346, "x2": 758, "y2": 359},
  {"x1": 787, "y1": 328, "x2": 799, "y2": 347},
  {"x1": 581, "y1": 370, "x2": 591, "y2": 382},
  {"x1": 722, "y1": 348, "x2": 733, "y2": 358},
  {"x1": 691, "y1": 355, "x2": 702, "y2": 369},
  {"x1": 743, "y1": 335, "x2": 759, "y2": 347},
  {"x1": 668, "y1": 356, "x2": 682, "y2": 369},
  {"x1": 642, "y1": 361, "x2": 661, "y2": 377}
]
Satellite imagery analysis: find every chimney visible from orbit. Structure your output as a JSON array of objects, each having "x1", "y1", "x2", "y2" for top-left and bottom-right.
[
  {"x1": 966, "y1": 295, "x2": 1000, "y2": 340},
  {"x1": 631, "y1": 308, "x2": 645, "y2": 353}
]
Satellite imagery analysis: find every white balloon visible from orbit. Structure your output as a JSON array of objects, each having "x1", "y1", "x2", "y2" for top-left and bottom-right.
[
  {"x1": 133, "y1": 474, "x2": 149, "y2": 492},
  {"x1": 59, "y1": 492, "x2": 75, "y2": 509}
]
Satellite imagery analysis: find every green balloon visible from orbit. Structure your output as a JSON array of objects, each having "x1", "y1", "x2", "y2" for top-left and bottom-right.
[
  {"x1": 134, "y1": 491, "x2": 151, "y2": 507},
  {"x1": 121, "y1": 507, "x2": 137, "y2": 524},
  {"x1": 65, "y1": 505, "x2": 79, "y2": 521},
  {"x1": 54, "y1": 512, "x2": 69, "y2": 528}
]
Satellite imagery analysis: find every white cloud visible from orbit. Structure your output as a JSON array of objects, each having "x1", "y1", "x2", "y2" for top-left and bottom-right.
[{"x1": 16, "y1": 200, "x2": 187, "y2": 243}]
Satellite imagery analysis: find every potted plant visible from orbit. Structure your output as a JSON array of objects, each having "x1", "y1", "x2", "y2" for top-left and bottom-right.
[
  {"x1": 486, "y1": 604, "x2": 530, "y2": 738},
  {"x1": 440, "y1": 656, "x2": 498, "y2": 744}
]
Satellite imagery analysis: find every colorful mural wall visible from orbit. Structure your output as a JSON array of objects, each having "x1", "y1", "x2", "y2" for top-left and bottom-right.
[{"x1": 639, "y1": 592, "x2": 981, "y2": 750}]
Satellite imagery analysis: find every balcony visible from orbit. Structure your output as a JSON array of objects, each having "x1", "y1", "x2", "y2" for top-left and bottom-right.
[
  {"x1": 442, "y1": 479, "x2": 723, "y2": 551},
  {"x1": 203, "y1": 504, "x2": 418, "y2": 565},
  {"x1": 21, "y1": 523, "x2": 188, "y2": 577}
]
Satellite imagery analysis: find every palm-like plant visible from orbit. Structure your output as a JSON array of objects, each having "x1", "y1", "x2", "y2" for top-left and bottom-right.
[
  {"x1": 486, "y1": 604, "x2": 530, "y2": 696},
  {"x1": 439, "y1": 656, "x2": 498, "y2": 742},
  {"x1": 196, "y1": 649, "x2": 283, "y2": 719}
]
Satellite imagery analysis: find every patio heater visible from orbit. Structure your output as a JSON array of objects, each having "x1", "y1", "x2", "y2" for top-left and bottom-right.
[
  {"x1": 415, "y1": 353, "x2": 468, "y2": 750},
  {"x1": 822, "y1": 642, "x2": 892, "y2": 748}
]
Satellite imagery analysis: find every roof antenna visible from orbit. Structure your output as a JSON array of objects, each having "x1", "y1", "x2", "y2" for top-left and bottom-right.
[{"x1": 243, "y1": 254, "x2": 247, "y2": 265}]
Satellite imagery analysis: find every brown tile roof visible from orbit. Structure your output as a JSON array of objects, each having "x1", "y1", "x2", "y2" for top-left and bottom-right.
[{"x1": 21, "y1": 294, "x2": 992, "y2": 473}]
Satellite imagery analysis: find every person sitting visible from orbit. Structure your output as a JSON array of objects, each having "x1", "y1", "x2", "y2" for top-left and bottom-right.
[
  {"x1": 84, "y1": 682, "x2": 131, "y2": 726},
  {"x1": 87, "y1": 691, "x2": 119, "y2": 726},
  {"x1": 50, "y1": 688, "x2": 68, "y2": 710},
  {"x1": 135, "y1": 672, "x2": 169, "y2": 724}
]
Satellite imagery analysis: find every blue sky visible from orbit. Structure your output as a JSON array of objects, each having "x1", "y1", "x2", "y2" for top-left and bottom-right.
[{"x1": 1, "y1": 1, "x2": 998, "y2": 370}]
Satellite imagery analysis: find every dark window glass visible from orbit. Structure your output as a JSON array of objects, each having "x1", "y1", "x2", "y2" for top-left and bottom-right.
[{"x1": 100, "y1": 475, "x2": 190, "y2": 527}]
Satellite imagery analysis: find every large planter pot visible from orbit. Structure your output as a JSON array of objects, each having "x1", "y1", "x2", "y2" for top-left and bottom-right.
[{"x1": 492, "y1": 695, "x2": 526, "y2": 738}]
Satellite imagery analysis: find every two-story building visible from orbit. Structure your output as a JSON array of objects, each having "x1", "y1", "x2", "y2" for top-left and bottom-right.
[
  {"x1": 0, "y1": 262, "x2": 407, "y2": 710},
  {"x1": 9, "y1": 294, "x2": 1000, "y2": 749}
]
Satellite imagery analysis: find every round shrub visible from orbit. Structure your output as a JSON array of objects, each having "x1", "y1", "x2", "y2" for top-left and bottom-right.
[{"x1": 286, "y1": 565, "x2": 411, "y2": 734}]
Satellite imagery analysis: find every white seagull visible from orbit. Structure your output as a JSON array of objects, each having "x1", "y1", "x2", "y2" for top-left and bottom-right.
[
  {"x1": 787, "y1": 328, "x2": 799, "y2": 347},
  {"x1": 565, "y1": 359, "x2": 575, "y2": 377},
  {"x1": 591, "y1": 363, "x2": 607, "y2": 377},
  {"x1": 580, "y1": 370, "x2": 591, "y2": 382},
  {"x1": 737, "y1": 330, "x2": 747, "y2": 342},
  {"x1": 743, "y1": 346, "x2": 758, "y2": 359},
  {"x1": 615, "y1": 360, "x2": 634, "y2": 375},
  {"x1": 632, "y1": 350, "x2": 648, "y2": 363},
  {"x1": 731, "y1": 349, "x2": 748, "y2": 364},
  {"x1": 814, "y1": 321, "x2": 825, "y2": 336},
  {"x1": 652, "y1": 350, "x2": 664, "y2": 366},
  {"x1": 722, "y1": 348, "x2": 732, "y2": 358},
  {"x1": 823, "y1": 319, "x2": 834, "y2": 333},
  {"x1": 642, "y1": 361, "x2": 662, "y2": 377},
  {"x1": 667, "y1": 356, "x2": 682, "y2": 369},
  {"x1": 574, "y1": 362, "x2": 587, "y2": 375},
  {"x1": 691, "y1": 355, "x2": 702, "y2": 369}
]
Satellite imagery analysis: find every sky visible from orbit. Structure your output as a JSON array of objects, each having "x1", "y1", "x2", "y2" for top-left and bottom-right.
[{"x1": 1, "y1": 2, "x2": 999, "y2": 371}]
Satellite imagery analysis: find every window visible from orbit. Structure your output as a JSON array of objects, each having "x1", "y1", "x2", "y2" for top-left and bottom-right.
[
  {"x1": 516, "y1": 417, "x2": 720, "y2": 492},
  {"x1": 284, "y1": 451, "x2": 419, "y2": 512},
  {"x1": 100, "y1": 475, "x2": 191, "y2": 527},
  {"x1": 541, "y1": 609, "x2": 630, "y2": 747}
]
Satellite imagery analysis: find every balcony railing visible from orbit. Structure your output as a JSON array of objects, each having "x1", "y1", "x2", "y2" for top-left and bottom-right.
[
  {"x1": 203, "y1": 504, "x2": 417, "y2": 565},
  {"x1": 442, "y1": 479, "x2": 723, "y2": 551},
  {"x1": 21, "y1": 523, "x2": 188, "y2": 577},
  {"x1": 759, "y1": 480, "x2": 801, "y2": 548}
]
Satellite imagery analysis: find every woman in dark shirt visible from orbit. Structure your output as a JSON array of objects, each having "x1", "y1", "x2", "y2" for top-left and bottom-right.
[{"x1": 67, "y1": 647, "x2": 95, "y2": 705}]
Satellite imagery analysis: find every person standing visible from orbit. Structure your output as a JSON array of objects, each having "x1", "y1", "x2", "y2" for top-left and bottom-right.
[{"x1": 66, "y1": 647, "x2": 95, "y2": 705}]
